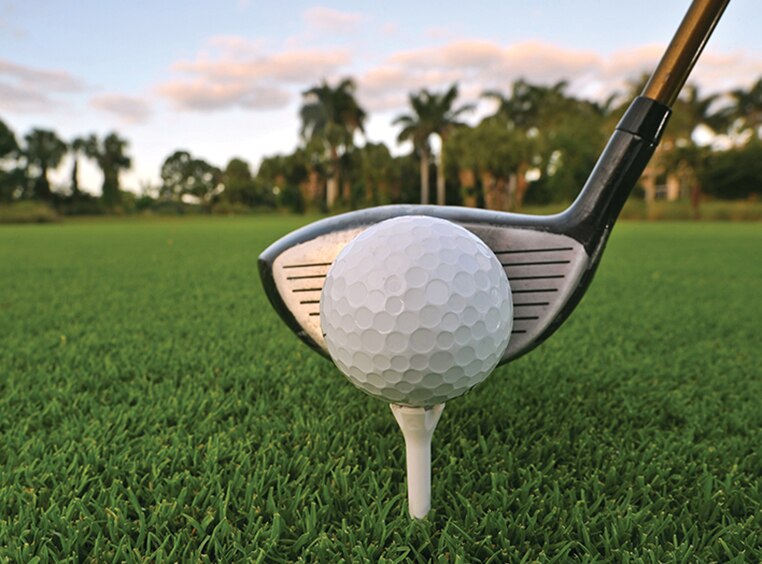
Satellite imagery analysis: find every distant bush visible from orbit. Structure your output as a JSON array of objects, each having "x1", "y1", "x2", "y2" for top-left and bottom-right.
[
  {"x1": 140, "y1": 199, "x2": 202, "y2": 215},
  {"x1": 699, "y1": 141, "x2": 762, "y2": 200},
  {"x1": 211, "y1": 201, "x2": 253, "y2": 215},
  {"x1": 0, "y1": 201, "x2": 60, "y2": 224},
  {"x1": 59, "y1": 194, "x2": 107, "y2": 216},
  {"x1": 621, "y1": 198, "x2": 762, "y2": 221}
]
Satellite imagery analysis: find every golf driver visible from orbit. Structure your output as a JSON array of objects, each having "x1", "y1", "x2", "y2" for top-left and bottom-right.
[
  {"x1": 260, "y1": 0, "x2": 729, "y2": 366},
  {"x1": 258, "y1": 0, "x2": 729, "y2": 518}
]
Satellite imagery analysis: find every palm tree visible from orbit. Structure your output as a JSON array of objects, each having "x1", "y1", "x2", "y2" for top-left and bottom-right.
[
  {"x1": 69, "y1": 136, "x2": 89, "y2": 197},
  {"x1": 663, "y1": 85, "x2": 729, "y2": 216},
  {"x1": 394, "y1": 84, "x2": 473, "y2": 205},
  {"x1": 86, "y1": 132, "x2": 131, "y2": 207},
  {"x1": 23, "y1": 128, "x2": 67, "y2": 201},
  {"x1": 394, "y1": 92, "x2": 433, "y2": 205},
  {"x1": 727, "y1": 78, "x2": 762, "y2": 139},
  {"x1": 482, "y1": 80, "x2": 573, "y2": 208},
  {"x1": 300, "y1": 78, "x2": 366, "y2": 209}
]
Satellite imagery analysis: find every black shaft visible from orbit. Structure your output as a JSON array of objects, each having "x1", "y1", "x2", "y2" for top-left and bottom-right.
[{"x1": 556, "y1": 97, "x2": 671, "y2": 253}]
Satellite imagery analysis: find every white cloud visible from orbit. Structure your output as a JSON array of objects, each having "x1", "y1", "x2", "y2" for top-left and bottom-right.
[
  {"x1": 356, "y1": 40, "x2": 762, "y2": 114},
  {"x1": 157, "y1": 80, "x2": 290, "y2": 111},
  {"x1": 157, "y1": 37, "x2": 350, "y2": 112},
  {"x1": 155, "y1": 32, "x2": 762, "y2": 122},
  {"x1": 0, "y1": 80, "x2": 53, "y2": 112},
  {"x1": 0, "y1": 58, "x2": 84, "y2": 91},
  {"x1": 90, "y1": 94, "x2": 152, "y2": 124},
  {"x1": 0, "y1": 58, "x2": 85, "y2": 112},
  {"x1": 174, "y1": 48, "x2": 350, "y2": 83}
]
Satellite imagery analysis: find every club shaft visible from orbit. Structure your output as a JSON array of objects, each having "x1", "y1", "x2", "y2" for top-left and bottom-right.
[{"x1": 642, "y1": 0, "x2": 730, "y2": 106}]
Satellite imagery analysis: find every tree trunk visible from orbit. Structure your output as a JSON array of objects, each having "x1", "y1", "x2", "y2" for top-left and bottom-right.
[
  {"x1": 507, "y1": 174, "x2": 517, "y2": 211},
  {"x1": 666, "y1": 173, "x2": 680, "y2": 202},
  {"x1": 481, "y1": 171, "x2": 498, "y2": 210},
  {"x1": 378, "y1": 180, "x2": 389, "y2": 205},
  {"x1": 35, "y1": 167, "x2": 52, "y2": 201},
  {"x1": 342, "y1": 178, "x2": 352, "y2": 207},
  {"x1": 420, "y1": 151, "x2": 430, "y2": 205},
  {"x1": 458, "y1": 169, "x2": 477, "y2": 207},
  {"x1": 101, "y1": 169, "x2": 121, "y2": 207},
  {"x1": 514, "y1": 162, "x2": 528, "y2": 211},
  {"x1": 327, "y1": 147, "x2": 340, "y2": 210},
  {"x1": 307, "y1": 169, "x2": 321, "y2": 206},
  {"x1": 364, "y1": 175, "x2": 374, "y2": 206},
  {"x1": 690, "y1": 183, "x2": 701, "y2": 220},
  {"x1": 436, "y1": 145, "x2": 445, "y2": 206},
  {"x1": 641, "y1": 164, "x2": 656, "y2": 220},
  {"x1": 70, "y1": 160, "x2": 81, "y2": 197}
]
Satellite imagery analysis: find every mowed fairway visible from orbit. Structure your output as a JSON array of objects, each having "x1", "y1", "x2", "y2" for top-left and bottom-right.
[{"x1": 1, "y1": 217, "x2": 760, "y2": 561}]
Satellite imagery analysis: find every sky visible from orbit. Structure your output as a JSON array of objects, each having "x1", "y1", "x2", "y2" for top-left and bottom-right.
[{"x1": 1, "y1": 0, "x2": 761, "y2": 195}]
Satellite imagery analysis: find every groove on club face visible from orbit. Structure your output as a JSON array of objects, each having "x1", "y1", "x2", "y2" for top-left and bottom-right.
[{"x1": 266, "y1": 221, "x2": 589, "y2": 365}]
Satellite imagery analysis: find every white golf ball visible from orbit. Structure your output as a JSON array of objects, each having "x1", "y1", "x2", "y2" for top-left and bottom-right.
[{"x1": 320, "y1": 215, "x2": 513, "y2": 407}]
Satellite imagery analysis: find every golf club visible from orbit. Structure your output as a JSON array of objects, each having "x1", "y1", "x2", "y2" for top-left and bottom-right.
[{"x1": 259, "y1": 0, "x2": 729, "y2": 365}]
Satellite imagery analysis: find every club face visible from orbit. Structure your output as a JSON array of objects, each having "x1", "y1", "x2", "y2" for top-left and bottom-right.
[{"x1": 259, "y1": 205, "x2": 593, "y2": 365}]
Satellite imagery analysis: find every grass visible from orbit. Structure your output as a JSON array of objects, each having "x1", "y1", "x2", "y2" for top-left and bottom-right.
[{"x1": 0, "y1": 217, "x2": 760, "y2": 562}]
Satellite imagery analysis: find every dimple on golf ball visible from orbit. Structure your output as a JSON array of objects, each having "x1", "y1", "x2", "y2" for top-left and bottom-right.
[{"x1": 320, "y1": 215, "x2": 513, "y2": 407}]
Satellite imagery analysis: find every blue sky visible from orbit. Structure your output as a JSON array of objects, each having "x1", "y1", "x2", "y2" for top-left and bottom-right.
[{"x1": 1, "y1": 0, "x2": 761, "y2": 193}]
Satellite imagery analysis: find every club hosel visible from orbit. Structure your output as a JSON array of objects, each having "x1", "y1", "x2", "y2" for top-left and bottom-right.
[{"x1": 560, "y1": 97, "x2": 672, "y2": 253}]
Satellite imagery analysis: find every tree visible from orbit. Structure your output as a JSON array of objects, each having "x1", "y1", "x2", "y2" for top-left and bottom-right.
[
  {"x1": 23, "y1": 128, "x2": 67, "y2": 201},
  {"x1": 258, "y1": 152, "x2": 312, "y2": 212},
  {"x1": 182, "y1": 160, "x2": 222, "y2": 208},
  {"x1": 446, "y1": 126, "x2": 481, "y2": 207},
  {"x1": 300, "y1": 78, "x2": 366, "y2": 209},
  {"x1": 635, "y1": 84, "x2": 727, "y2": 215},
  {"x1": 482, "y1": 81, "x2": 557, "y2": 208},
  {"x1": 699, "y1": 140, "x2": 762, "y2": 200},
  {"x1": 480, "y1": 123, "x2": 530, "y2": 211},
  {"x1": 86, "y1": 132, "x2": 131, "y2": 207},
  {"x1": 69, "y1": 136, "x2": 89, "y2": 197},
  {"x1": 0, "y1": 119, "x2": 17, "y2": 158},
  {"x1": 394, "y1": 84, "x2": 473, "y2": 205},
  {"x1": 727, "y1": 77, "x2": 762, "y2": 139},
  {"x1": 221, "y1": 157, "x2": 256, "y2": 205},
  {"x1": 394, "y1": 92, "x2": 433, "y2": 205},
  {"x1": 160, "y1": 150, "x2": 192, "y2": 201},
  {"x1": 357, "y1": 142, "x2": 398, "y2": 206},
  {"x1": 0, "y1": 119, "x2": 20, "y2": 202},
  {"x1": 160, "y1": 150, "x2": 222, "y2": 208},
  {"x1": 534, "y1": 96, "x2": 608, "y2": 205}
]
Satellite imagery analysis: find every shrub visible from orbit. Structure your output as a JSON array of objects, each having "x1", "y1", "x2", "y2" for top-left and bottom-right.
[
  {"x1": 0, "y1": 201, "x2": 60, "y2": 224},
  {"x1": 211, "y1": 201, "x2": 253, "y2": 215}
]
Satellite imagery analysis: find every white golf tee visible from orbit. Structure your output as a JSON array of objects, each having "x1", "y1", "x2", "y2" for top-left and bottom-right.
[{"x1": 390, "y1": 403, "x2": 445, "y2": 519}]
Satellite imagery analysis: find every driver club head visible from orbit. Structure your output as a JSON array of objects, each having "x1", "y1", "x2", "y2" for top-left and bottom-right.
[{"x1": 259, "y1": 98, "x2": 672, "y2": 366}]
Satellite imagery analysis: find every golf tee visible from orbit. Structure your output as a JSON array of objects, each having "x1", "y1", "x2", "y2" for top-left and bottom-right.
[{"x1": 390, "y1": 403, "x2": 445, "y2": 519}]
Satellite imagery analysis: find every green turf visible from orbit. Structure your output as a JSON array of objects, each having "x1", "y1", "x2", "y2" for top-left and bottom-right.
[{"x1": 1, "y1": 217, "x2": 760, "y2": 562}]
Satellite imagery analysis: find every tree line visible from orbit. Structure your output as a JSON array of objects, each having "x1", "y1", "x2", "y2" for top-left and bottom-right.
[{"x1": 1, "y1": 76, "x2": 761, "y2": 215}]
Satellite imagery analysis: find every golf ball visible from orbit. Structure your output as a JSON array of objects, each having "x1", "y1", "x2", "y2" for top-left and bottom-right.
[{"x1": 320, "y1": 215, "x2": 513, "y2": 407}]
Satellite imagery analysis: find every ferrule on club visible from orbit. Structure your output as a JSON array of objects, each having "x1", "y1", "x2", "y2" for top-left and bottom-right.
[{"x1": 390, "y1": 403, "x2": 445, "y2": 519}]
